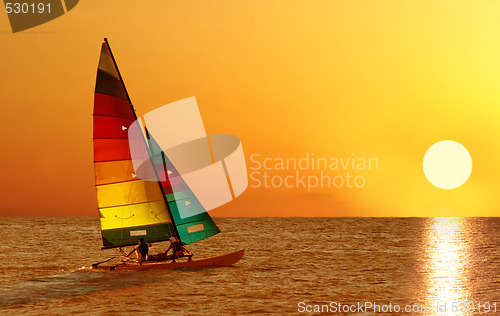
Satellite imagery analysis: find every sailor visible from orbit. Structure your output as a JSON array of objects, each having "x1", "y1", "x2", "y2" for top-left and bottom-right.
[
  {"x1": 147, "y1": 236, "x2": 192, "y2": 262},
  {"x1": 164, "y1": 236, "x2": 192, "y2": 262},
  {"x1": 125, "y1": 237, "x2": 149, "y2": 265}
]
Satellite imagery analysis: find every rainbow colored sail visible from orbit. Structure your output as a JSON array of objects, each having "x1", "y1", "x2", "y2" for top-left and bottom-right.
[
  {"x1": 93, "y1": 39, "x2": 219, "y2": 248},
  {"x1": 93, "y1": 40, "x2": 175, "y2": 248}
]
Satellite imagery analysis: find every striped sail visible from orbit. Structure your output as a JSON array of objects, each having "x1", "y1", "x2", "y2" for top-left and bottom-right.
[
  {"x1": 93, "y1": 40, "x2": 175, "y2": 248},
  {"x1": 146, "y1": 134, "x2": 221, "y2": 245}
]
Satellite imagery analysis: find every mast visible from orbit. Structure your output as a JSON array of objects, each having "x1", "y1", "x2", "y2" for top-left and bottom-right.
[
  {"x1": 103, "y1": 38, "x2": 182, "y2": 242},
  {"x1": 143, "y1": 127, "x2": 182, "y2": 242}
]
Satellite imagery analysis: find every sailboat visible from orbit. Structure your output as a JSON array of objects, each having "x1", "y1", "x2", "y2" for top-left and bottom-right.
[{"x1": 91, "y1": 38, "x2": 244, "y2": 271}]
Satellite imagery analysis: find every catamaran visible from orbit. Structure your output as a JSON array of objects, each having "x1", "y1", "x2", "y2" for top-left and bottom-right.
[{"x1": 91, "y1": 39, "x2": 244, "y2": 271}]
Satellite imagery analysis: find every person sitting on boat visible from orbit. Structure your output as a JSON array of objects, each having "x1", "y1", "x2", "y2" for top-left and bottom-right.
[
  {"x1": 156, "y1": 236, "x2": 192, "y2": 262},
  {"x1": 167, "y1": 236, "x2": 191, "y2": 259},
  {"x1": 146, "y1": 236, "x2": 192, "y2": 262},
  {"x1": 125, "y1": 237, "x2": 149, "y2": 265}
]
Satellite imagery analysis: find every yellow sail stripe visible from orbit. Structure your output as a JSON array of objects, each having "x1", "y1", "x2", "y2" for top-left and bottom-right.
[
  {"x1": 99, "y1": 201, "x2": 171, "y2": 230},
  {"x1": 96, "y1": 180, "x2": 164, "y2": 208}
]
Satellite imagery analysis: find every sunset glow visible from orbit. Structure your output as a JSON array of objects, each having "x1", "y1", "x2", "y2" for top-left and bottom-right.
[{"x1": 0, "y1": 1, "x2": 499, "y2": 216}]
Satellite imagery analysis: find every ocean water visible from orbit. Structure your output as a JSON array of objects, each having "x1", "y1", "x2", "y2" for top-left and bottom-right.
[{"x1": 0, "y1": 217, "x2": 498, "y2": 315}]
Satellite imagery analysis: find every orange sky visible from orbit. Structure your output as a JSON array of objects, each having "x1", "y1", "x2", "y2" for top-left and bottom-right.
[{"x1": 1, "y1": 0, "x2": 499, "y2": 217}]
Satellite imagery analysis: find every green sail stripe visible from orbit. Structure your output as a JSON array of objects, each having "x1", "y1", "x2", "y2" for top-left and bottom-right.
[
  {"x1": 101, "y1": 222, "x2": 176, "y2": 249},
  {"x1": 176, "y1": 220, "x2": 220, "y2": 245},
  {"x1": 167, "y1": 201, "x2": 220, "y2": 245},
  {"x1": 165, "y1": 191, "x2": 191, "y2": 202}
]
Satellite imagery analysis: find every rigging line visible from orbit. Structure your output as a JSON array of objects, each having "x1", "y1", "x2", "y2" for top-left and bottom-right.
[
  {"x1": 96, "y1": 178, "x2": 142, "y2": 187},
  {"x1": 94, "y1": 158, "x2": 135, "y2": 163},
  {"x1": 148, "y1": 202, "x2": 163, "y2": 224},
  {"x1": 92, "y1": 114, "x2": 135, "y2": 119}
]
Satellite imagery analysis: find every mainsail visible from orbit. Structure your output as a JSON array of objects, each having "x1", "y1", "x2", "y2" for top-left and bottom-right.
[{"x1": 93, "y1": 39, "x2": 219, "y2": 248}]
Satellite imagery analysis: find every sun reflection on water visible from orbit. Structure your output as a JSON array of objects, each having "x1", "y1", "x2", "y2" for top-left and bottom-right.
[{"x1": 424, "y1": 218, "x2": 471, "y2": 316}]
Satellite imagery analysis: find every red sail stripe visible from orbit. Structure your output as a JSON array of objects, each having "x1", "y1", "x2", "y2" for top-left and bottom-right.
[
  {"x1": 93, "y1": 93, "x2": 135, "y2": 119},
  {"x1": 93, "y1": 116, "x2": 135, "y2": 139},
  {"x1": 94, "y1": 139, "x2": 132, "y2": 162}
]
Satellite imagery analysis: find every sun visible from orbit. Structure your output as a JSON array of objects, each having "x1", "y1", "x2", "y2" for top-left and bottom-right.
[{"x1": 423, "y1": 140, "x2": 472, "y2": 190}]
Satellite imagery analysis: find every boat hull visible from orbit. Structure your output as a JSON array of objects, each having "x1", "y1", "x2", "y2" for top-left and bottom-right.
[{"x1": 93, "y1": 249, "x2": 245, "y2": 271}]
